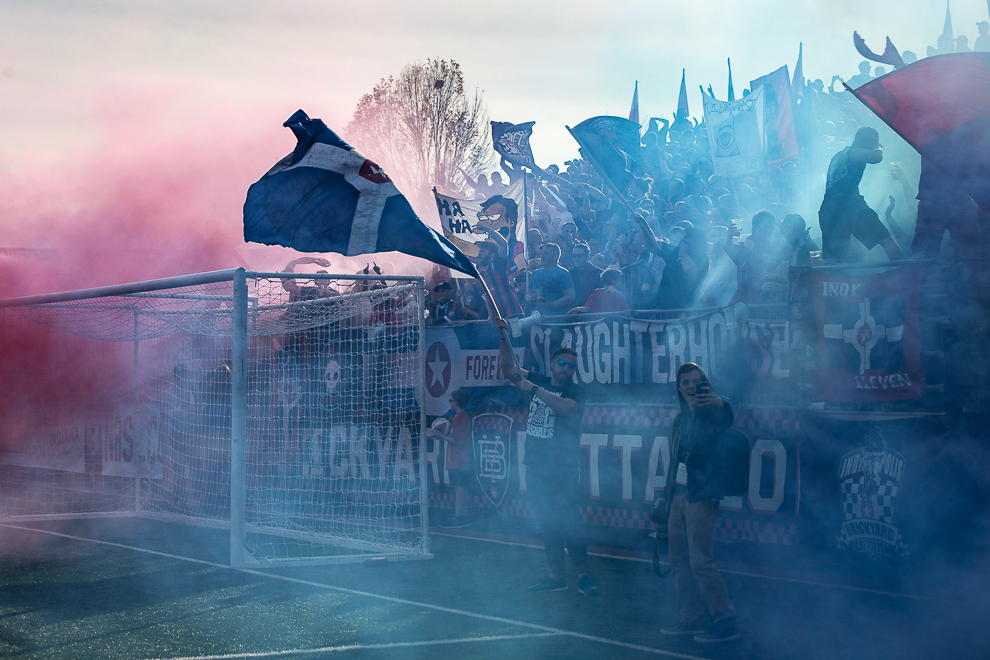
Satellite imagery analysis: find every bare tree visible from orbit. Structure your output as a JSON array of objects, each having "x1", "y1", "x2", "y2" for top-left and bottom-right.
[{"x1": 346, "y1": 59, "x2": 494, "y2": 203}]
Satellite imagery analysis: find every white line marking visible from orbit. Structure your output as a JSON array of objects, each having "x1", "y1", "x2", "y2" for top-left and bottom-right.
[
  {"x1": 1, "y1": 524, "x2": 710, "y2": 660},
  {"x1": 147, "y1": 632, "x2": 562, "y2": 660},
  {"x1": 431, "y1": 531, "x2": 935, "y2": 600}
]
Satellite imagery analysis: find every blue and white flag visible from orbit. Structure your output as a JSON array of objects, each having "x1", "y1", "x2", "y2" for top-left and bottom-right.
[
  {"x1": 567, "y1": 116, "x2": 643, "y2": 197},
  {"x1": 244, "y1": 110, "x2": 480, "y2": 277}
]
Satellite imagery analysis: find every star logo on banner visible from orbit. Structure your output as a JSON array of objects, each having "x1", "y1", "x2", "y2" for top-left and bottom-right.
[{"x1": 426, "y1": 341, "x2": 451, "y2": 398}]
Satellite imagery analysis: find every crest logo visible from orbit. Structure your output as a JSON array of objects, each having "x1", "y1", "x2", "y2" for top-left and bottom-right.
[
  {"x1": 837, "y1": 427, "x2": 909, "y2": 558},
  {"x1": 472, "y1": 413, "x2": 513, "y2": 507}
]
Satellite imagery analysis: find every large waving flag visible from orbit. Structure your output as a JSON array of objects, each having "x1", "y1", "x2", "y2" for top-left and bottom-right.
[
  {"x1": 244, "y1": 110, "x2": 479, "y2": 277},
  {"x1": 566, "y1": 116, "x2": 643, "y2": 197},
  {"x1": 849, "y1": 53, "x2": 990, "y2": 211}
]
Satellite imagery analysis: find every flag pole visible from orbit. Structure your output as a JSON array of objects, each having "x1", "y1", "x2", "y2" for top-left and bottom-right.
[
  {"x1": 565, "y1": 123, "x2": 662, "y2": 240},
  {"x1": 473, "y1": 272, "x2": 523, "y2": 383}
]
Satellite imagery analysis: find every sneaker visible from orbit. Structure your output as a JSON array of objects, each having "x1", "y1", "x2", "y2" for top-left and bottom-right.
[
  {"x1": 526, "y1": 575, "x2": 568, "y2": 592},
  {"x1": 660, "y1": 622, "x2": 705, "y2": 636},
  {"x1": 438, "y1": 516, "x2": 471, "y2": 529},
  {"x1": 576, "y1": 575, "x2": 599, "y2": 597},
  {"x1": 694, "y1": 617, "x2": 741, "y2": 643}
]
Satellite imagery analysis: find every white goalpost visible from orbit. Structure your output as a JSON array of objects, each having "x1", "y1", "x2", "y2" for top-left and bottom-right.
[{"x1": 0, "y1": 268, "x2": 432, "y2": 566}]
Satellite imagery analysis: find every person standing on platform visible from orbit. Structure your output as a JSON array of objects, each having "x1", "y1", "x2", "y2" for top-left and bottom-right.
[
  {"x1": 495, "y1": 320, "x2": 598, "y2": 597},
  {"x1": 817, "y1": 127, "x2": 904, "y2": 263}
]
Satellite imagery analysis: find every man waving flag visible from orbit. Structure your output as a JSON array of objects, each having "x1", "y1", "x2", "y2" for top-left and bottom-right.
[{"x1": 243, "y1": 109, "x2": 479, "y2": 277}]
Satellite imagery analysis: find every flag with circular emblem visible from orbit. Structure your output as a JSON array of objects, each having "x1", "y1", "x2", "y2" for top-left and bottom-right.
[{"x1": 244, "y1": 109, "x2": 480, "y2": 277}]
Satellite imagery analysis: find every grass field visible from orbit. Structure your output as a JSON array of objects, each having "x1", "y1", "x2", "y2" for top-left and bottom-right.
[{"x1": 1, "y1": 518, "x2": 988, "y2": 660}]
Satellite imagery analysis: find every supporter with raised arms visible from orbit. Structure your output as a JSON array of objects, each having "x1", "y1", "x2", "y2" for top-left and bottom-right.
[{"x1": 495, "y1": 319, "x2": 598, "y2": 597}]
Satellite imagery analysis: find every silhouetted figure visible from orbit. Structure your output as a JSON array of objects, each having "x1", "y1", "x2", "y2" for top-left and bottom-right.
[
  {"x1": 847, "y1": 61, "x2": 874, "y2": 88},
  {"x1": 912, "y1": 158, "x2": 981, "y2": 260},
  {"x1": 976, "y1": 22, "x2": 990, "y2": 52},
  {"x1": 818, "y1": 127, "x2": 904, "y2": 263}
]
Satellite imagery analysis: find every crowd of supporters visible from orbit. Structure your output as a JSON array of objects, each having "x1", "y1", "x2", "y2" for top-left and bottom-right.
[{"x1": 421, "y1": 22, "x2": 990, "y2": 320}]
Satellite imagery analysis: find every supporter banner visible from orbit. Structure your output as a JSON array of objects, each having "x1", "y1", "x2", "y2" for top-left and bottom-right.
[
  {"x1": 424, "y1": 312, "x2": 792, "y2": 412},
  {"x1": 750, "y1": 65, "x2": 799, "y2": 165},
  {"x1": 426, "y1": 309, "x2": 791, "y2": 415},
  {"x1": 427, "y1": 405, "x2": 802, "y2": 548},
  {"x1": 424, "y1": 324, "x2": 525, "y2": 417},
  {"x1": 701, "y1": 86, "x2": 766, "y2": 178},
  {"x1": 812, "y1": 267, "x2": 925, "y2": 401},
  {"x1": 523, "y1": 312, "x2": 790, "y2": 397},
  {"x1": 797, "y1": 412, "x2": 956, "y2": 562},
  {"x1": 434, "y1": 178, "x2": 526, "y2": 259},
  {"x1": 430, "y1": 404, "x2": 988, "y2": 567},
  {"x1": 0, "y1": 408, "x2": 163, "y2": 478}
]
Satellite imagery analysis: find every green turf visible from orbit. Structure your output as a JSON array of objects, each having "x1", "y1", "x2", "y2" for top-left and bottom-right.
[{"x1": 0, "y1": 518, "x2": 987, "y2": 660}]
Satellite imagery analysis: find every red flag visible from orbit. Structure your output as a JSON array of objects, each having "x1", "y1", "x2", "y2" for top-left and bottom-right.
[
  {"x1": 849, "y1": 53, "x2": 990, "y2": 211},
  {"x1": 751, "y1": 66, "x2": 799, "y2": 164},
  {"x1": 813, "y1": 267, "x2": 925, "y2": 402}
]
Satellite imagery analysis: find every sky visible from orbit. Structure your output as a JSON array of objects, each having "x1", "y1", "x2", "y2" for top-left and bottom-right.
[{"x1": 0, "y1": 0, "x2": 984, "y2": 286}]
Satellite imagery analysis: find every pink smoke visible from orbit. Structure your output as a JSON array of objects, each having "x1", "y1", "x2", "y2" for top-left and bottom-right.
[{"x1": 0, "y1": 90, "x2": 439, "y2": 300}]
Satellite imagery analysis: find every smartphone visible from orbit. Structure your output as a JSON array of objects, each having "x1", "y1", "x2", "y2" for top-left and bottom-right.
[{"x1": 697, "y1": 383, "x2": 711, "y2": 396}]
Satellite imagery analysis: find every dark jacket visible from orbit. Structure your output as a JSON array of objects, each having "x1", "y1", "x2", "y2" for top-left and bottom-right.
[{"x1": 663, "y1": 399, "x2": 734, "y2": 512}]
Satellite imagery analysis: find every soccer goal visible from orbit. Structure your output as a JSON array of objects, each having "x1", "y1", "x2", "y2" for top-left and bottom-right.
[{"x1": 0, "y1": 268, "x2": 432, "y2": 566}]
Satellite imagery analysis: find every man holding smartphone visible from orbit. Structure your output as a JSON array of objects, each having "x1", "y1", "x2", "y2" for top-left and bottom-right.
[{"x1": 661, "y1": 362, "x2": 739, "y2": 643}]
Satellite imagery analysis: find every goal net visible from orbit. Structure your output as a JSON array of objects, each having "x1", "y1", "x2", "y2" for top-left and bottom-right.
[{"x1": 0, "y1": 269, "x2": 431, "y2": 566}]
